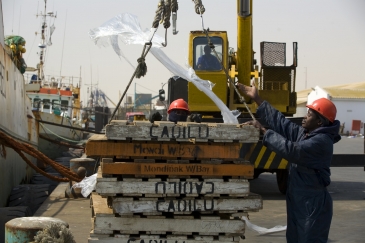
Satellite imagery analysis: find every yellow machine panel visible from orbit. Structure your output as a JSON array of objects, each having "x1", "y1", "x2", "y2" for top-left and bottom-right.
[{"x1": 188, "y1": 31, "x2": 229, "y2": 113}]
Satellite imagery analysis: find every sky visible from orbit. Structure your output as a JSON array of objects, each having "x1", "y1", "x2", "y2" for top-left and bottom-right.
[{"x1": 3, "y1": 0, "x2": 365, "y2": 107}]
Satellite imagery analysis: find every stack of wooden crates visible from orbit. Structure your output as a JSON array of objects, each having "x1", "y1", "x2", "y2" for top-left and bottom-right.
[{"x1": 86, "y1": 120, "x2": 263, "y2": 243}]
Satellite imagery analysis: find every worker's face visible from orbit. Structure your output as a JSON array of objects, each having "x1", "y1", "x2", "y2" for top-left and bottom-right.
[
  {"x1": 302, "y1": 109, "x2": 322, "y2": 132},
  {"x1": 168, "y1": 109, "x2": 188, "y2": 123}
]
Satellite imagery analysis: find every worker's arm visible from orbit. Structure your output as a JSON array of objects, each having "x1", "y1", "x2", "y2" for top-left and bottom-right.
[
  {"x1": 238, "y1": 83, "x2": 302, "y2": 140},
  {"x1": 257, "y1": 101, "x2": 303, "y2": 141},
  {"x1": 263, "y1": 131, "x2": 333, "y2": 171}
]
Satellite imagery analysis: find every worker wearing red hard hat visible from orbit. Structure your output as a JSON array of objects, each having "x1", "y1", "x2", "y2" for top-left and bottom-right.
[
  {"x1": 167, "y1": 98, "x2": 190, "y2": 123},
  {"x1": 237, "y1": 83, "x2": 340, "y2": 243}
]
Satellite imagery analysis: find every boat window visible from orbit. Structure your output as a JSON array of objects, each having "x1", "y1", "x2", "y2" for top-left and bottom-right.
[
  {"x1": 43, "y1": 99, "x2": 51, "y2": 109},
  {"x1": 33, "y1": 98, "x2": 41, "y2": 109},
  {"x1": 52, "y1": 99, "x2": 60, "y2": 110},
  {"x1": 193, "y1": 37, "x2": 223, "y2": 71},
  {"x1": 61, "y1": 100, "x2": 68, "y2": 111}
]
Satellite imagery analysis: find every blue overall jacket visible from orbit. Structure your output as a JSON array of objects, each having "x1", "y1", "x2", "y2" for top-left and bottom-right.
[{"x1": 257, "y1": 101, "x2": 341, "y2": 243}]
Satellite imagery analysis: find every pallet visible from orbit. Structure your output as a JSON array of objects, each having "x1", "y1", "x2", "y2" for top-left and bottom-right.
[
  {"x1": 104, "y1": 121, "x2": 259, "y2": 143},
  {"x1": 93, "y1": 216, "x2": 245, "y2": 236},
  {"x1": 86, "y1": 138, "x2": 247, "y2": 160},
  {"x1": 96, "y1": 178, "x2": 250, "y2": 197},
  {"x1": 112, "y1": 196, "x2": 262, "y2": 215},
  {"x1": 100, "y1": 162, "x2": 253, "y2": 178},
  {"x1": 91, "y1": 194, "x2": 245, "y2": 236},
  {"x1": 89, "y1": 233, "x2": 241, "y2": 243}
]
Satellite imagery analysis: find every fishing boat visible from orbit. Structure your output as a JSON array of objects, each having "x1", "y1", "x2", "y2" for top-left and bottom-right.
[
  {"x1": 24, "y1": 0, "x2": 84, "y2": 159},
  {"x1": 0, "y1": 0, "x2": 38, "y2": 207}
]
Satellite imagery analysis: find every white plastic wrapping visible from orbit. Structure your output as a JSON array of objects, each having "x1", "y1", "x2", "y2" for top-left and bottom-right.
[
  {"x1": 72, "y1": 173, "x2": 97, "y2": 197},
  {"x1": 242, "y1": 216, "x2": 287, "y2": 235},
  {"x1": 89, "y1": 13, "x2": 239, "y2": 124}
]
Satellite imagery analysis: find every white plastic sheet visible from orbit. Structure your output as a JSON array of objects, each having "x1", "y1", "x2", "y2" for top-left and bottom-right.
[
  {"x1": 89, "y1": 13, "x2": 239, "y2": 124},
  {"x1": 242, "y1": 216, "x2": 287, "y2": 235},
  {"x1": 72, "y1": 173, "x2": 97, "y2": 197}
]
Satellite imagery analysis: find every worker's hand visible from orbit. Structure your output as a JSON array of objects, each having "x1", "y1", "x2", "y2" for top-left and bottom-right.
[
  {"x1": 244, "y1": 120, "x2": 267, "y2": 134},
  {"x1": 189, "y1": 113, "x2": 202, "y2": 123},
  {"x1": 236, "y1": 82, "x2": 263, "y2": 105},
  {"x1": 149, "y1": 112, "x2": 162, "y2": 123}
]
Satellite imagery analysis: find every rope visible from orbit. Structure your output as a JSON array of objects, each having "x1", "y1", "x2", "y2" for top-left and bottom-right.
[
  {"x1": 39, "y1": 134, "x2": 84, "y2": 149},
  {"x1": 34, "y1": 222, "x2": 76, "y2": 243},
  {"x1": 192, "y1": 0, "x2": 205, "y2": 14},
  {"x1": 163, "y1": 0, "x2": 172, "y2": 29},
  {"x1": 171, "y1": 0, "x2": 178, "y2": 12},
  {"x1": 110, "y1": 0, "x2": 179, "y2": 122},
  {"x1": 39, "y1": 123, "x2": 82, "y2": 143},
  {"x1": 0, "y1": 129, "x2": 82, "y2": 182},
  {"x1": 152, "y1": 0, "x2": 165, "y2": 28}
]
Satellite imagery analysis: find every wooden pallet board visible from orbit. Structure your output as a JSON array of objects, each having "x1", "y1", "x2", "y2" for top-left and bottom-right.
[
  {"x1": 89, "y1": 232, "x2": 240, "y2": 242},
  {"x1": 93, "y1": 217, "x2": 245, "y2": 235},
  {"x1": 105, "y1": 121, "x2": 259, "y2": 143},
  {"x1": 96, "y1": 179, "x2": 250, "y2": 197},
  {"x1": 112, "y1": 197, "x2": 262, "y2": 215},
  {"x1": 86, "y1": 137, "x2": 244, "y2": 159},
  {"x1": 101, "y1": 163, "x2": 254, "y2": 177},
  {"x1": 89, "y1": 236, "x2": 239, "y2": 243},
  {"x1": 91, "y1": 193, "x2": 113, "y2": 217}
]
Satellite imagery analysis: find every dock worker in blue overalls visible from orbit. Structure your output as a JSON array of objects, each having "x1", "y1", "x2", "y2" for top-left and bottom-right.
[{"x1": 237, "y1": 82, "x2": 341, "y2": 243}]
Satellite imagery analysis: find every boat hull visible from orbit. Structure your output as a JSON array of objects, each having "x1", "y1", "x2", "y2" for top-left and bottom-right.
[
  {"x1": 33, "y1": 111, "x2": 83, "y2": 159},
  {"x1": 0, "y1": 39, "x2": 38, "y2": 207}
]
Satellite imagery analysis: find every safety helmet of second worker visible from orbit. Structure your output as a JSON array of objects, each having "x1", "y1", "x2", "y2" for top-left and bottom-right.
[
  {"x1": 304, "y1": 98, "x2": 337, "y2": 131},
  {"x1": 168, "y1": 99, "x2": 189, "y2": 123}
]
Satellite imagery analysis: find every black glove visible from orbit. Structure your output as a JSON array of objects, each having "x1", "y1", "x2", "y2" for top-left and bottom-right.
[
  {"x1": 149, "y1": 112, "x2": 162, "y2": 123},
  {"x1": 189, "y1": 113, "x2": 202, "y2": 123}
]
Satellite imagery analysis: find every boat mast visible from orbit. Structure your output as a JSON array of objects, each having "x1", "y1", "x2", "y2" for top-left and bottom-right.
[{"x1": 36, "y1": 0, "x2": 56, "y2": 81}]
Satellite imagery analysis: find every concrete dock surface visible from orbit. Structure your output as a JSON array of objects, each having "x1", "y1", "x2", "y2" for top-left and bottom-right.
[{"x1": 34, "y1": 136, "x2": 365, "y2": 243}]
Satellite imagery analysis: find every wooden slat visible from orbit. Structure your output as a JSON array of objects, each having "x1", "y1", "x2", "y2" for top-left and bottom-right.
[
  {"x1": 94, "y1": 217, "x2": 245, "y2": 235},
  {"x1": 112, "y1": 198, "x2": 262, "y2": 214},
  {"x1": 86, "y1": 139, "x2": 242, "y2": 159},
  {"x1": 89, "y1": 235, "x2": 239, "y2": 243},
  {"x1": 91, "y1": 193, "x2": 113, "y2": 217},
  {"x1": 96, "y1": 180, "x2": 249, "y2": 196},
  {"x1": 104, "y1": 122, "x2": 259, "y2": 142},
  {"x1": 90, "y1": 192, "x2": 114, "y2": 217},
  {"x1": 101, "y1": 163, "x2": 254, "y2": 177}
]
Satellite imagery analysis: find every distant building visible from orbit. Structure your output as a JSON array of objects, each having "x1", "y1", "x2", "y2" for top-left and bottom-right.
[{"x1": 295, "y1": 82, "x2": 365, "y2": 135}]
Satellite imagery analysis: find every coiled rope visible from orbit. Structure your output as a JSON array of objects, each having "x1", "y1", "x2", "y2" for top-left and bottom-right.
[
  {"x1": 0, "y1": 129, "x2": 82, "y2": 182},
  {"x1": 192, "y1": 0, "x2": 205, "y2": 15}
]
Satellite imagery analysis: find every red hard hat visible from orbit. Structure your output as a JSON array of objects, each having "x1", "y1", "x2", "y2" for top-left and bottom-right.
[
  {"x1": 306, "y1": 98, "x2": 336, "y2": 123},
  {"x1": 168, "y1": 99, "x2": 189, "y2": 114}
]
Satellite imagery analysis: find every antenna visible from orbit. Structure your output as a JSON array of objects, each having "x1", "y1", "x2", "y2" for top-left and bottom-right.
[
  {"x1": 35, "y1": 0, "x2": 57, "y2": 81},
  {"x1": 60, "y1": 10, "x2": 68, "y2": 76}
]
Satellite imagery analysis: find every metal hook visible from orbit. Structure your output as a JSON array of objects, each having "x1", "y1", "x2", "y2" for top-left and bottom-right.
[
  {"x1": 172, "y1": 12, "x2": 178, "y2": 35},
  {"x1": 162, "y1": 28, "x2": 168, "y2": 47}
]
